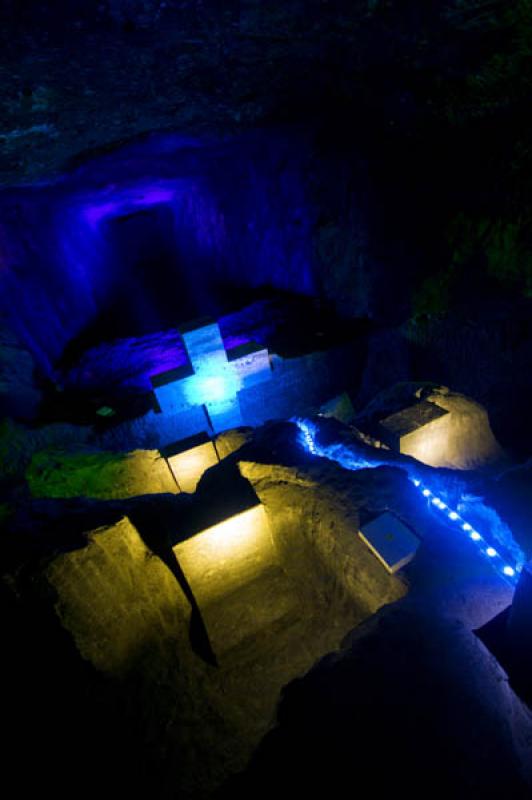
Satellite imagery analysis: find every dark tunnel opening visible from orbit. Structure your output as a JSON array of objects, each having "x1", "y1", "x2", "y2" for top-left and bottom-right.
[
  {"x1": 60, "y1": 203, "x2": 202, "y2": 364},
  {"x1": 104, "y1": 205, "x2": 195, "y2": 337}
]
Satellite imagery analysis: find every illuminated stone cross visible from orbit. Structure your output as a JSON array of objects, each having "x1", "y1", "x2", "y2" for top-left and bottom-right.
[{"x1": 151, "y1": 318, "x2": 271, "y2": 433}]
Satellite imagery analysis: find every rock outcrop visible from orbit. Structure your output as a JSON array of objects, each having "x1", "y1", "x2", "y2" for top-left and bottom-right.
[
  {"x1": 0, "y1": 326, "x2": 42, "y2": 420},
  {"x1": 45, "y1": 515, "x2": 188, "y2": 675},
  {"x1": 356, "y1": 382, "x2": 505, "y2": 470},
  {"x1": 239, "y1": 460, "x2": 407, "y2": 615},
  {"x1": 26, "y1": 447, "x2": 177, "y2": 499}
]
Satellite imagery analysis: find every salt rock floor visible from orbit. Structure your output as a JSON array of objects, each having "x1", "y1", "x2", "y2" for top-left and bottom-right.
[
  {"x1": 174, "y1": 576, "x2": 366, "y2": 797},
  {"x1": 3, "y1": 420, "x2": 532, "y2": 799}
]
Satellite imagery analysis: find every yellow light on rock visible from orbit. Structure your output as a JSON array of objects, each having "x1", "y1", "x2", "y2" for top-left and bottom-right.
[
  {"x1": 162, "y1": 433, "x2": 220, "y2": 493},
  {"x1": 377, "y1": 391, "x2": 504, "y2": 470},
  {"x1": 173, "y1": 504, "x2": 291, "y2": 655},
  {"x1": 174, "y1": 505, "x2": 277, "y2": 605}
]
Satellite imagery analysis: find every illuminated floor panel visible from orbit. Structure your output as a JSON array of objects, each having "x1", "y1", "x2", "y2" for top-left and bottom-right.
[
  {"x1": 174, "y1": 505, "x2": 278, "y2": 605},
  {"x1": 166, "y1": 438, "x2": 219, "y2": 493},
  {"x1": 173, "y1": 505, "x2": 303, "y2": 656}
]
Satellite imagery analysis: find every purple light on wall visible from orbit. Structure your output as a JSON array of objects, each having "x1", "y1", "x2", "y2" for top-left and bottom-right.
[
  {"x1": 0, "y1": 130, "x2": 318, "y2": 376},
  {"x1": 84, "y1": 201, "x2": 120, "y2": 228},
  {"x1": 221, "y1": 334, "x2": 251, "y2": 350},
  {"x1": 83, "y1": 186, "x2": 176, "y2": 228}
]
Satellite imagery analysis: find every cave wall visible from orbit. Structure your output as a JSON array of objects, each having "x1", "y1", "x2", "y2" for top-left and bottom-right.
[
  {"x1": 0, "y1": 129, "x2": 322, "y2": 375},
  {"x1": 0, "y1": 122, "x2": 428, "y2": 382},
  {"x1": 1, "y1": 0, "x2": 530, "y2": 329},
  {"x1": 1, "y1": 0, "x2": 530, "y2": 428}
]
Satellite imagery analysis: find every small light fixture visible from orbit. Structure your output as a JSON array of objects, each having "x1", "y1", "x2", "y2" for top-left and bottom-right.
[{"x1": 486, "y1": 547, "x2": 497, "y2": 557}]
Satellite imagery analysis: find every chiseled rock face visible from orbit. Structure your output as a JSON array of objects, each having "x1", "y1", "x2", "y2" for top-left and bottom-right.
[
  {"x1": 486, "y1": 459, "x2": 532, "y2": 559},
  {"x1": 357, "y1": 382, "x2": 505, "y2": 470},
  {"x1": 238, "y1": 460, "x2": 408, "y2": 616},
  {"x1": 0, "y1": 417, "x2": 92, "y2": 481},
  {"x1": 0, "y1": 326, "x2": 42, "y2": 420},
  {"x1": 214, "y1": 427, "x2": 254, "y2": 460},
  {"x1": 228, "y1": 603, "x2": 532, "y2": 797},
  {"x1": 26, "y1": 447, "x2": 178, "y2": 499},
  {"x1": 37, "y1": 461, "x2": 409, "y2": 797},
  {"x1": 422, "y1": 386, "x2": 506, "y2": 470},
  {"x1": 45, "y1": 516, "x2": 188, "y2": 676}
]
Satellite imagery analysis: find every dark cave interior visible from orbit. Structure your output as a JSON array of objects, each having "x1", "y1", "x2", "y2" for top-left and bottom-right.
[{"x1": 1, "y1": 2, "x2": 532, "y2": 799}]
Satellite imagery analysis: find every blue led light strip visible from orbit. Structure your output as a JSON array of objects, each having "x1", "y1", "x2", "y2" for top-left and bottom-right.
[
  {"x1": 411, "y1": 480, "x2": 520, "y2": 585},
  {"x1": 298, "y1": 420, "x2": 319, "y2": 455},
  {"x1": 295, "y1": 419, "x2": 521, "y2": 587}
]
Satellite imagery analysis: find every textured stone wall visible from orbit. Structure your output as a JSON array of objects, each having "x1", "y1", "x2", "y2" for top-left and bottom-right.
[
  {"x1": 26, "y1": 448, "x2": 178, "y2": 499},
  {"x1": 239, "y1": 460, "x2": 407, "y2": 615},
  {"x1": 0, "y1": 131, "x2": 321, "y2": 374},
  {"x1": 45, "y1": 516, "x2": 189, "y2": 675}
]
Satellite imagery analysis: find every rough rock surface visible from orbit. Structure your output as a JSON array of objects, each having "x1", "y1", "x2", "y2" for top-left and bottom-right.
[
  {"x1": 318, "y1": 391, "x2": 355, "y2": 423},
  {"x1": 356, "y1": 382, "x2": 505, "y2": 470},
  {"x1": 402, "y1": 307, "x2": 532, "y2": 457},
  {"x1": 3, "y1": 418, "x2": 532, "y2": 798},
  {"x1": 45, "y1": 515, "x2": 188, "y2": 674},
  {"x1": 0, "y1": 417, "x2": 92, "y2": 481},
  {"x1": 0, "y1": 326, "x2": 42, "y2": 419},
  {"x1": 2, "y1": 2, "x2": 530, "y2": 368},
  {"x1": 239, "y1": 460, "x2": 407, "y2": 615},
  {"x1": 0, "y1": 1, "x2": 517, "y2": 187},
  {"x1": 214, "y1": 427, "x2": 253, "y2": 460},
  {"x1": 484, "y1": 460, "x2": 532, "y2": 559},
  {"x1": 6, "y1": 447, "x2": 412, "y2": 798},
  {"x1": 26, "y1": 447, "x2": 177, "y2": 499},
  {"x1": 222, "y1": 603, "x2": 532, "y2": 798},
  {"x1": 425, "y1": 385, "x2": 506, "y2": 469}
]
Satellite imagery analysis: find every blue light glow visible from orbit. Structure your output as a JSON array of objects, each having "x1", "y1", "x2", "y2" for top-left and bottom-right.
[
  {"x1": 183, "y1": 370, "x2": 241, "y2": 407},
  {"x1": 294, "y1": 417, "x2": 521, "y2": 587},
  {"x1": 296, "y1": 419, "x2": 319, "y2": 455},
  {"x1": 83, "y1": 187, "x2": 176, "y2": 228},
  {"x1": 294, "y1": 418, "x2": 375, "y2": 467},
  {"x1": 503, "y1": 566, "x2": 515, "y2": 577},
  {"x1": 431, "y1": 497, "x2": 447, "y2": 510}
]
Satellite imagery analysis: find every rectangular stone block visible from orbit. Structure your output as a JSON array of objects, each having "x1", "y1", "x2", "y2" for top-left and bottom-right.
[
  {"x1": 151, "y1": 365, "x2": 195, "y2": 415},
  {"x1": 228, "y1": 342, "x2": 271, "y2": 390},
  {"x1": 379, "y1": 400, "x2": 449, "y2": 456},
  {"x1": 206, "y1": 396, "x2": 243, "y2": 433},
  {"x1": 179, "y1": 318, "x2": 228, "y2": 375}
]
